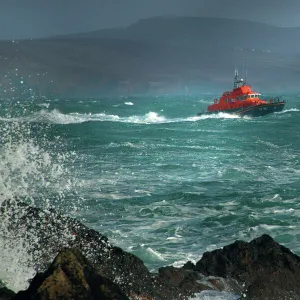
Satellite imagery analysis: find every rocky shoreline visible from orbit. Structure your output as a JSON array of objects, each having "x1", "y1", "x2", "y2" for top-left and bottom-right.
[{"x1": 1, "y1": 200, "x2": 300, "y2": 299}]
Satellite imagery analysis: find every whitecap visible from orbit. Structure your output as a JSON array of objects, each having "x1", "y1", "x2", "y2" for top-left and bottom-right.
[
  {"x1": 36, "y1": 103, "x2": 50, "y2": 108},
  {"x1": 126, "y1": 111, "x2": 166, "y2": 124},
  {"x1": 146, "y1": 247, "x2": 166, "y2": 261},
  {"x1": 187, "y1": 112, "x2": 241, "y2": 122},
  {"x1": 276, "y1": 108, "x2": 299, "y2": 114}
]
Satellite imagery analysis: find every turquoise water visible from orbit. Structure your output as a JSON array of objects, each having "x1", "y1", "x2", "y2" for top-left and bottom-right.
[{"x1": 0, "y1": 93, "x2": 299, "y2": 289}]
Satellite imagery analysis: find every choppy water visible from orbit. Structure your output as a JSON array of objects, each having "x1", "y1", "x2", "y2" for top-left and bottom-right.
[{"x1": 0, "y1": 93, "x2": 299, "y2": 298}]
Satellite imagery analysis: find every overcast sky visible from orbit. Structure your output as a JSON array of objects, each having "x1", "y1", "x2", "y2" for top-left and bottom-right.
[{"x1": 0, "y1": 0, "x2": 299, "y2": 39}]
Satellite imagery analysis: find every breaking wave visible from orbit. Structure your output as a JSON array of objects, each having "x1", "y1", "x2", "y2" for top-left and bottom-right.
[
  {"x1": 0, "y1": 109, "x2": 243, "y2": 125},
  {"x1": 277, "y1": 108, "x2": 300, "y2": 114},
  {"x1": 0, "y1": 121, "x2": 82, "y2": 291}
]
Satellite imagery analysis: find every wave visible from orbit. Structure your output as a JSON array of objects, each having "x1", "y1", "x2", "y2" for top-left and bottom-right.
[
  {"x1": 0, "y1": 109, "x2": 242, "y2": 125},
  {"x1": 0, "y1": 121, "x2": 81, "y2": 291},
  {"x1": 187, "y1": 112, "x2": 241, "y2": 121},
  {"x1": 277, "y1": 108, "x2": 300, "y2": 114}
]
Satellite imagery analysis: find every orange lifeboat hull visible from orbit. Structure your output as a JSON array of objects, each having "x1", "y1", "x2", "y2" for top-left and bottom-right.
[{"x1": 197, "y1": 101, "x2": 285, "y2": 117}]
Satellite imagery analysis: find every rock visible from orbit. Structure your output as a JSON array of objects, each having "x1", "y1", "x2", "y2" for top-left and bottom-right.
[
  {"x1": 12, "y1": 247, "x2": 129, "y2": 300},
  {"x1": 182, "y1": 261, "x2": 195, "y2": 270},
  {"x1": 158, "y1": 265, "x2": 211, "y2": 297},
  {"x1": 0, "y1": 281, "x2": 15, "y2": 300},
  {"x1": 195, "y1": 234, "x2": 300, "y2": 299}
]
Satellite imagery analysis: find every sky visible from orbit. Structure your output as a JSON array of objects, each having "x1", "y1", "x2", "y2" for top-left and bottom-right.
[{"x1": 0, "y1": 0, "x2": 299, "y2": 39}]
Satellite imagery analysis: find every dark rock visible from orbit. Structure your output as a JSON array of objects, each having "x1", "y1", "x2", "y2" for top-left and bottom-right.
[
  {"x1": 0, "y1": 282, "x2": 15, "y2": 300},
  {"x1": 12, "y1": 247, "x2": 129, "y2": 300},
  {"x1": 158, "y1": 265, "x2": 211, "y2": 296},
  {"x1": 195, "y1": 234, "x2": 300, "y2": 299},
  {"x1": 182, "y1": 261, "x2": 195, "y2": 270}
]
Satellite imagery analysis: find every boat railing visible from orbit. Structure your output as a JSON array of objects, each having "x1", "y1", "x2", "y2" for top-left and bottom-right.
[{"x1": 268, "y1": 97, "x2": 286, "y2": 104}]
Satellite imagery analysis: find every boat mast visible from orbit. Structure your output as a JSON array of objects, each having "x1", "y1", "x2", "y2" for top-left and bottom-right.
[
  {"x1": 233, "y1": 69, "x2": 245, "y2": 89},
  {"x1": 234, "y1": 69, "x2": 239, "y2": 89}
]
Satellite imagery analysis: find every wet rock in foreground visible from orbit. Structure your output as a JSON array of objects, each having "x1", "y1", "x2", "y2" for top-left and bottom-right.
[
  {"x1": 12, "y1": 248, "x2": 128, "y2": 300},
  {"x1": 0, "y1": 282, "x2": 15, "y2": 300},
  {"x1": 3, "y1": 200, "x2": 300, "y2": 299},
  {"x1": 0, "y1": 200, "x2": 208, "y2": 299},
  {"x1": 195, "y1": 234, "x2": 300, "y2": 299}
]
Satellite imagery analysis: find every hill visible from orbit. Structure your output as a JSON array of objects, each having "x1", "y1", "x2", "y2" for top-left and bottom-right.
[{"x1": 0, "y1": 17, "x2": 300, "y2": 97}]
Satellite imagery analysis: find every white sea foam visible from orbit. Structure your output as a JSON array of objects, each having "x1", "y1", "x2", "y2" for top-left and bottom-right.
[
  {"x1": 1, "y1": 109, "x2": 244, "y2": 125},
  {"x1": 277, "y1": 108, "x2": 300, "y2": 114},
  {"x1": 36, "y1": 103, "x2": 50, "y2": 108},
  {"x1": 187, "y1": 112, "x2": 241, "y2": 121},
  {"x1": 126, "y1": 111, "x2": 166, "y2": 123},
  {"x1": 0, "y1": 121, "x2": 81, "y2": 291},
  {"x1": 146, "y1": 247, "x2": 166, "y2": 261},
  {"x1": 172, "y1": 252, "x2": 199, "y2": 268},
  {"x1": 0, "y1": 122, "x2": 77, "y2": 203},
  {"x1": 124, "y1": 101, "x2": 134, "y2": 105},
  {"x1": 0, "y1": 233, "x2": 36, "y2": 291}
]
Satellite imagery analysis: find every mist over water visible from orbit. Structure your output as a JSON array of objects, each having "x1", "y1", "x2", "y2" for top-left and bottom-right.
[{"x1": 0, "y1": 93, "x2": 299, "y2": 296}]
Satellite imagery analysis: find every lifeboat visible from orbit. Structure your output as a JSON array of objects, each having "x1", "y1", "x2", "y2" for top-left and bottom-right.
[{"x1": 197, "y1": 71, "x2": 286, "y2": 117}]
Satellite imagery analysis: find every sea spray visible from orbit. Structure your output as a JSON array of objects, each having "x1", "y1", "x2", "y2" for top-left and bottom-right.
[{"x1": 0, "y1": 118, "x2": 83, "y2": 291}]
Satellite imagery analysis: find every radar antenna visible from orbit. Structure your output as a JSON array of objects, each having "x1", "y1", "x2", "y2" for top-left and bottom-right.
[{"x1": 233, "y1": 69, "x2": 245, "y2": 89}]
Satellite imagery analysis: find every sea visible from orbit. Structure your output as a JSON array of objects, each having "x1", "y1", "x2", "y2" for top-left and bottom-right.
[{"x1": 0, "y1": 92, "x2": 299, "y2": 299}]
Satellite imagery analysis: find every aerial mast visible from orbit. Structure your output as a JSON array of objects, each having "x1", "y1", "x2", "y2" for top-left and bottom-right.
[
  {"x1": 233, "y1": 69, "x2": 239, "y2": 89},
  {"x1": 233, "y1": 69, "x2": 245, "y2": 89}
]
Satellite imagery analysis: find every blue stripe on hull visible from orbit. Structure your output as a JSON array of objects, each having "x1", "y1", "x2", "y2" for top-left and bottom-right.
[
  {"x1": 237, "y1": 103, "x2": 285, "y2": 117},
  {"x1": 197, "y1": 103, "x2": 285, "y2": 117}
]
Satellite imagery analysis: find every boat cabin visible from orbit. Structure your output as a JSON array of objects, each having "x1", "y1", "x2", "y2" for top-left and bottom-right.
[{"x1": 208, "y1": 72, "x2": 267, "y2": 112}]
